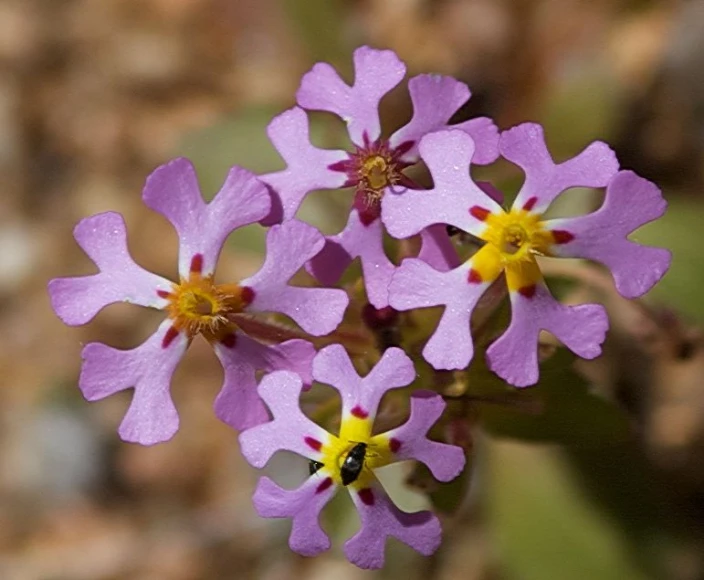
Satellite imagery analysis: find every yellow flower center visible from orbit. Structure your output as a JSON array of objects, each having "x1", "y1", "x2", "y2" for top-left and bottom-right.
[{"x1": 481, "y1": 208, "x2": 552, "y2": 263}]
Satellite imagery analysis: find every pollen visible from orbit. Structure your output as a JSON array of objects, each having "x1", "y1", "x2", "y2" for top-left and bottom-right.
[
  {"x1": 360, "y1": 155, "x2": 392, "y2": 192},
  {"x1": 500, "y1": 223, "x2": 528, "y2": 255},
  {"x1": 159, "y1": 262, "x2": 254, "y2": 342}
]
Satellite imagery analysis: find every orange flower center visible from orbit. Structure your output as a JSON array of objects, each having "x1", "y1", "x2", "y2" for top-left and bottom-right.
[{"x1": 160, "y1": 275, "x2": 253, "y2": 342}]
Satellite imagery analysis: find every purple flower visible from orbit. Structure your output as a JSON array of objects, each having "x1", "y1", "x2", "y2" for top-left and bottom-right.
[
  {"x1": 382, "y1": 124, "x2": 671, "y2": 387},
  {"x1": 262, "y1": 46, "x2": 500, "y2": 307},
  {"x1": 239, "y1": 344, "x2": 465, "y2": 569},
  {"x1": 48, "y1": 158, "x2": 349, "y2": 445}
]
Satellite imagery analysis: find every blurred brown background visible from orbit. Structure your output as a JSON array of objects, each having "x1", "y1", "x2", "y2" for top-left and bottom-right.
[{"x1": 1, "y1": 0, "x2": 704, "y2": 578}]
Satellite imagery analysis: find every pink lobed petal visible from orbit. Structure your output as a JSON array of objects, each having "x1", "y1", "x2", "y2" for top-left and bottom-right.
[
  {"x1": 382, "y1": 130, "x2": 502, "y2": 240},
  {"x1": 296, "y1": 46, "x2": 406, "y2": 145},
  {"x1": 389, "y1": 74, "x2": 471, "y2": 159},
  {"x1": 382, "y1": 391, "x2": 465, "y2": 482},
  {"x1": 142, "y1": 158, "x2": 270, "y2": 277},
  {"x1": 213, "y1": 335, "x2": 315, "y2": 432},
  {"x1": 451, "y1": 116, "x2": 501, "y2": 165},
  {"x1": 418, "y1": 224, "x2": 461, "y2": 272},
  {"x1": 79, "y1": 319, "x2": 189, "y2": 445},
  {"x1": 49, "y1": 212, "x2": 172, "y2": 326},
  {"x1": 306, "y1": 210, "x2": 395, "y2": 308},
  {"x1": 261, "y1": 107, "x2": 348, "y2": 223},
  {"x1": 253, "y1": 474, "x2": 337, "y2": 557},
  {"x1": 546, "y1": 170, "x2": 671, "y2": 299},
  {"x1": 312, "y1": 344, "x2": 416, "y2": 420},
  {"x1": 243, "y1": 220, "x2": 349, "y2": 336},
  {"x1": 388, "y1": 258, "x2": 493, "y2": 370},
  {"x1": 486, "y1": 284, "x2": 609, "y2": 387},
  {"x1": 501, "y1": 123, "x2": 619, "y2": 215},
  {"x1": 238, "y1": 371, "x2": 331, "y2": 468},
  {"x1": 344, "y1": 480, "x2": 442, "y2": 569}
]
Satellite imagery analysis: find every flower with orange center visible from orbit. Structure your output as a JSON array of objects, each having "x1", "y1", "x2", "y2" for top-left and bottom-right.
[
  {"x1": 156, "y1": 254, "x2": 254, "y2": 348},
  {"x1": 49, "y1": 159, "x2": 348, "y2": 444}
]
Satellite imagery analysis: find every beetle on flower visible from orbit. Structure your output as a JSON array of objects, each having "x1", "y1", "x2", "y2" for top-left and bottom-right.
[{"x1": 239, "y1": 344, "x2": 465, "y2": 569}]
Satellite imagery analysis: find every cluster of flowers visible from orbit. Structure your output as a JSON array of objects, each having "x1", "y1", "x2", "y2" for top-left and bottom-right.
[{"x1": 49, "y1": 47, "x2": 670, "y2": 568}]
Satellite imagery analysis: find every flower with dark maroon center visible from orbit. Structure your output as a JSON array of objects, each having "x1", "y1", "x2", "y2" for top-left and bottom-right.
[
  {"x1": 261, "y1": 46, "x2": 500, "y2": 308},
  {"x1": 328, "y1": 133, "x2": 417, "y2": 225}
]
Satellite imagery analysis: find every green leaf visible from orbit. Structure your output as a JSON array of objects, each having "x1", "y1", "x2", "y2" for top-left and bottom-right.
[
  {"x1": 471, "y1": 349, "x2": 631, "y2": 445},
  {"x1": 488, "y1": 440, "x2": 655, "y2": 580}
]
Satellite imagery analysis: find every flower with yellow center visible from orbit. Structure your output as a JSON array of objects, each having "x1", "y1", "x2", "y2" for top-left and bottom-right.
[
  {"x1": 239, "y1": 345, "x2": 465, "y2": 569},
  {"x1": 468, "y1": 205, "x2": 563, "y2": 295}
]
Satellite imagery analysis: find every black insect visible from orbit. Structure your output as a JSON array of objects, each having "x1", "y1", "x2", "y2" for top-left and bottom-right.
[
  {"x1": 309, "y1": 460, "x2": 324, "y2": 475},
  {"x1": 340, "y1": 442, "x2": 368, "y2": 486},
  {"x1": 446, "y1": 225, "x2": 462, "y2": 237}
]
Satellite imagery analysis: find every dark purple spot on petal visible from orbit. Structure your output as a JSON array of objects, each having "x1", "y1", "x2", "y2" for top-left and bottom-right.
[
  {"x1": 522, "y1": 196, "x2": 538, "y2": 212},
  {"x1": 357, "y1": 207, "x2": 380, "y2": 227},
  {"x1": 394, "y1": 140, "x2": 414, "y2": 156},
  {"x1": 551, "y1": 229, "x2": 575, "y2": 244},
  {"x1": 304, "y1": 436, "x2": 322, "y2": 452},
  {"x1": 469, "y1": 206, "x2": 490, "y2": 221},
  {"x1": 467, "y1": 269, "x2": 483, "y2": 284},
  {"x1": 220, "y1": 333, "x2": 237, "y2": 348},
  {"x1": 157, "y1": 289, "x2": 171, "y2": 299},
  {"x1": 518, "y1": 285, "x2": 537, "y2": 299},
  {"x1": 316, "y1": 477, "x2": 333, "y2": 494},
  {"x1": 328, "y1": 159, "x2": 356, "y2": 173},
  {"x1": 358, "y1": 488, "x2": 375, "y2": 506},
  {"x1": 162, "y1": 326, "x2": 180, "y2": 348},
  {"x1": 389, "y1": 438, "x2": 402, "y2": 453},
  {"x1": 190, "y1": 254, "x2": 204, "y2": 274},
  {"x1": 240, "y1": 286, "x2": 255, "y2": 307},
  {"x1": 351, "y1": 406, "x2": 368, "y2": 419}
]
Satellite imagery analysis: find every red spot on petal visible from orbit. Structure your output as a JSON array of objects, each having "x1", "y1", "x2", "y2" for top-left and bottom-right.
[
  {"x1": 358, "y1": 209, "x2": 379, "y2": 226},
  {"x1": 518, "y1": 285, "x2": 537, "y2": 299},
  {"x1": 328, "y1": 159, "x2": 355, "y2": 173},
  {"x1": 394, "y1": 140, "x2": 414, "y2": 156},
  {"x1": 522, "y1": 196, "x2": 538, "y2": 211},
  {"x1": 240, "y1": 286, "x2": 255, "y2": 307},
  {"x1": 551, "y1": 229, "x2": 575, "y2": 244},
  {"x1": 350, "y1": 406, "x2": 368, "y2": 419},
  {"x1": 467, "y1": 269, "x2": 483, "y2": 284},
  {"x1": 304, "y1": 437, "x2": 322, "y2": 452},
  {"x1": 162, "y1": 326, "x2": 180, "y2": 348},
  {"x1": 220, "y1": 334, "x2": 237, "y2": 348},
  {"x1": 190, "y1": 254, "x2": 204, "y2": 274},
  {"x1": 469, "y1": 206, "x2": 490, "y2": 221},
  {"x1": 389, "y1": 438, "x2": 402, "y2": 453},
  {"x1": 358, "y1": 488, "x2": 375, "y2": 506},
  {"x1": 316, "y1": 477, "x2": 333, "y2": 494},
  {"x1": 157, "y1": 289, "x2": 171, "y2": 299}
]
